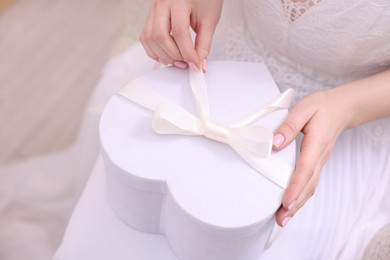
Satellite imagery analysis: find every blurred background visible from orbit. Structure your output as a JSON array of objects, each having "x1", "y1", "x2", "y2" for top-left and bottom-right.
[
  {"x1": 0, "y1": 0, "x2": 151, "y2": 259},
  {"x1": 0, "y1": 0, "x2": 150, "y2": 164}
]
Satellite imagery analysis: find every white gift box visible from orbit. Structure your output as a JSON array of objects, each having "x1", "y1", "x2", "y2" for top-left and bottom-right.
[{"x1": 100, "y1": 61, "x2": 296, "y2": 260}]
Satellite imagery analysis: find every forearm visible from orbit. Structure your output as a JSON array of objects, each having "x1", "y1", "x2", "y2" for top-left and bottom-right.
[{"x1": 328, "y1": 68, "x2": 390, "y2": 130}]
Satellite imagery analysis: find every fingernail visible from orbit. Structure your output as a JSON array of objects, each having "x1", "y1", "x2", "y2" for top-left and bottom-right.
[
  {"x1": 282, "y1": 217, "x2": 291, "y2": 227},
  {"x1": 273, "y1": 133, "x2": 285, "y2": 149},
  {"x1": 288, "y1": 200, "x2": 296, "y2": 211},
  {"x1": 174, "y1": 61, "x2": 188, "y2": 69},
  {"x1": 158, "y1": 59, "x2": 168, "y2": 65},
  {"x1": 202, "y1": 58, "x2": 208, "y2": 72},
  {"x1": 188, "y1": 62, "x2": 199, "y2": 72}
]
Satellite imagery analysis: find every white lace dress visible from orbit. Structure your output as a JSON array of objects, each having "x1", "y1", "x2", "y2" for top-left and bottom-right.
[
  {"x1": 208, "y1": 0, "x2": 390, "y2": 259},
  {"x1": 55, "y1": 1, "x2": 390, "y2": 259},
  {"x1": 213, "y1": 0, "x2": 390, "y2": 141}
]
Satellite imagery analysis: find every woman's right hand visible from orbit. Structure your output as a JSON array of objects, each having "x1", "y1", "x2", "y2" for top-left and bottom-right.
[{"x1": 140, "y1": 0, "x2": 223, "y2": 71}]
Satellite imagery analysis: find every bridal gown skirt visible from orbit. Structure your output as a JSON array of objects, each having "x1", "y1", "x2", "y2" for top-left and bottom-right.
[{"x1": 54, "y1": 43, "x2": 390, "y2": 260}]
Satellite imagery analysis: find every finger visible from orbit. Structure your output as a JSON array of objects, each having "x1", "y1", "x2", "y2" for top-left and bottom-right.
[
  {"x1": 273, "y1": 101, "x2": 314, "y2": 150},
  {"x1": 149, "y1": 41, "x2": 175, "y2": 65},
  {"x1": 281, "y1": 131, "x2": 325, "y2": 211},
  {"x1": 141, "y1": 40, "x2": 159, "y2": 62},
  {"x1": 152, "y1": 4, "x2": 183, "y2": 62},
  {"x1": 171, "y1": 6, "x2": 200, "y2": 70},
  {"x1": 291, "y1": 141, "x2": 330, "y2": 215},
  {"x1": 140, "y1": 5, "x2": 175, "y2": 64},
  {"x1": 194, "y1": 22, "x2": 216, "y2": 72},
  {"x1": 275, "y1": 204, "x2": 289, "y2": 227},
  {"x1": 140, "y1": 10, "x2": 159, "y2": 61},
  {"x1": 275, "y1": 161, "x2": 322, "y2": 227},
  {"x1": 294, "y1": 163, "x2": 322, "y2": 211}
]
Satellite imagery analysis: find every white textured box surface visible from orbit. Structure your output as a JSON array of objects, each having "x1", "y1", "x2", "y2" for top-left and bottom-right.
[{"x1": 100, "y1": 61, "x2": 296, "y2": 260}]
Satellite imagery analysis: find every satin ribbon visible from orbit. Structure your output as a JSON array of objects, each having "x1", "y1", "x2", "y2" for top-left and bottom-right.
[{"x1": 117, "y1": 70, "x2": 295, "y2": 188}]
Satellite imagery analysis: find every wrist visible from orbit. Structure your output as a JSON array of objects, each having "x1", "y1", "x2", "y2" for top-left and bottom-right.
[
  {"x1": 328, "y1": 69, "x2": 390, "y2": 130},
  {"x1": 325, "y1": 86, "x2": 359, "y2": 131}
]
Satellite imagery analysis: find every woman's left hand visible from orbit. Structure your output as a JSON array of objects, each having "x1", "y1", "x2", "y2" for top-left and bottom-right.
[
  {"x1": 272, "y1": 88, "x2": 353, "y2": 227},
  {"x1": 272, "y1": 68, "x2": 390, "y2": 227}
]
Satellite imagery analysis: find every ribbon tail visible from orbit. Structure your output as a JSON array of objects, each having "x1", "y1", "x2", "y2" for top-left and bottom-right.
[
  {"x1": 189, "y1": 70, "x2": 210, "y2": 121},
  {"x1": 231, "y1": 88, "x2": 295, "y2": 128},
  {"x1": 232, "y1": 145, "x2": 293, "y2": 189},
  {"x1": 117, "y1": 81, "x2": 170, "y2": 112}
]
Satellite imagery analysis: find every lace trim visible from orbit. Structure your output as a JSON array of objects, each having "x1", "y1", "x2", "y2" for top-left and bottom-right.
[
  {"x1": 281, "y1": 0, "x2": 322, "y2": 22},
  {"x1": 210, "y1": 10, "x2": 390, "y2": 142}
]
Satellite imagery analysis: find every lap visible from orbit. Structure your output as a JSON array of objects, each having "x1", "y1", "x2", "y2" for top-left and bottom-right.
[{"x1": 55, "y1": 131, "x2": 390, "y2": 260}]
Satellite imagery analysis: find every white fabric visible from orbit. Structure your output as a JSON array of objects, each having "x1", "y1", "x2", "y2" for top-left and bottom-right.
[{"x1": 212, "y1": 0, "x2": 390, "y2": 142}]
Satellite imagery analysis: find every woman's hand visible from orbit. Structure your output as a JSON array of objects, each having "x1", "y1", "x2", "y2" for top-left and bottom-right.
[
  {"x1": 140, "y1": 0, "x2": 223, "y2": 71},
  {"x1": 273, "y1": 68, "x2": 390, "y2": 227},
  {"x1": 273, "y1": 89, "x2": 354, "y2": 227}
]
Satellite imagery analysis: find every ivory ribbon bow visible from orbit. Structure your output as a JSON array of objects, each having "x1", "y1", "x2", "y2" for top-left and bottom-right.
[{"x1": 117, "y1": 70, "x2": 295, "y2": 188}]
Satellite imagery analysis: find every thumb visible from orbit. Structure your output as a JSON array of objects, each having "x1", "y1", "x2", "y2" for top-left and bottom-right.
[
  {"x1": 194, "y1": 24, "x2": 216, "y2": 72},
  {"x1": 273, "y1": 106, "x2": 310, "y2": 150}
]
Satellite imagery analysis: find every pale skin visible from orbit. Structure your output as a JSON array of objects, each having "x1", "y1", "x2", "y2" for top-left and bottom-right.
[{"x1": 141, "y1": 0, "x2": 390, "y2": 227}]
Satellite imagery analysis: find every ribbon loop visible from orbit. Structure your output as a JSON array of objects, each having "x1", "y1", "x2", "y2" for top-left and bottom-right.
[
  {"x1": 117, "y1": 69, "x2": 295, "y2": 189},
  {"x1": 229, "y1": 126, "x2": 273, "y2": 158}
]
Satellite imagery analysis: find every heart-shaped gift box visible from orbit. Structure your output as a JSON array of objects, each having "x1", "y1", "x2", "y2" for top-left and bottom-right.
[{"x1": 100, "y1": 61, "x2": 296, "y2": 260}]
